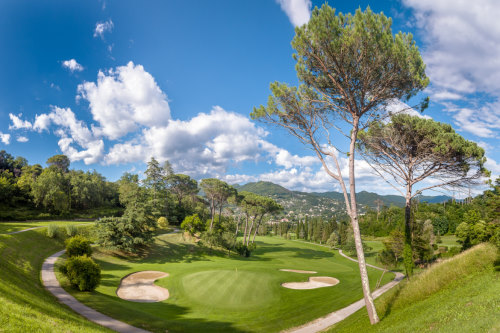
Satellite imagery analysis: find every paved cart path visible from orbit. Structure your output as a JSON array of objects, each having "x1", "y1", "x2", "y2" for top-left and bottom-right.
[{"x1": 283, "y1": 241, "x2": 405, "y2": 333}]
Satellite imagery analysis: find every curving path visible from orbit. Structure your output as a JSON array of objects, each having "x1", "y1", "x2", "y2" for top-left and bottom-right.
[
  {"x1": 41, "y1": 233, "x2": 402, "y2": 333},
  {"x1": 283, "y1": 241, "x2": 405, "y2": 333},
  {"x1": 42, "y1": 249, "x2": 151, "y2": 333},
  {"x1": 41, "y1": 229, "x2": 179, "y2": 333}
]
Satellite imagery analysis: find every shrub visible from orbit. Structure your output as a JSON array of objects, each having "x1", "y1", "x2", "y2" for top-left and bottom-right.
[
  {"x1": 235, "y1": 241, "x2": 256, "y2": 257},
  {"x1": 46, "y1": 224, "x2": 60, "y2": 238},
  {"x1": 62, "y1": 255, "x2": 101, "y2": 291},
  {"x1": 157, "y1": 216, "x2": 169, "y2": 229},
  {"x1": 95, "y1": 215, "x2": 155, "y2": 253},
  {"x1": 181, "y1": 214, "x2": 205, "y2": 236},
  {"x1": 65, "y1": 224, "x2": 78, "y2": 237},
  {"x1": 65, "y1": 235, "x2": 92, "y2": 258}
]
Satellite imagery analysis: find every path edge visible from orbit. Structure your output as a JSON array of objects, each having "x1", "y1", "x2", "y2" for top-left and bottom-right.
[
  {"x1": 283, "y1": 243, "x2": 405, "y2": 333},
  {"x1": 41, "y1": 249, "x2": 151, "y2": 333}
]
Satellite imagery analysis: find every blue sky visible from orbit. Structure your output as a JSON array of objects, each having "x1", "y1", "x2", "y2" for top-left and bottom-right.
[{"x1": 1, "y1": 0, "x2": 499, "y2": 196}]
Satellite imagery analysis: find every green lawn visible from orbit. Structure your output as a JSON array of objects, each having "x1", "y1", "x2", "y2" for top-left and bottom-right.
[
  {"x1": 0, "y1": 229, "x2": 109, "y2": 332},
  {"x1": 439, "y1": 234, "x2": 460, "y2": 249},
  {"x1": 59, "y1": 234, "x2": 395, "y2": 333},
  {"x1": 328, "y1": 243, "x2": 500, "y2": 333},
  {"x1": 0, "y1": 220, "x2": 94, "y2": 234}
]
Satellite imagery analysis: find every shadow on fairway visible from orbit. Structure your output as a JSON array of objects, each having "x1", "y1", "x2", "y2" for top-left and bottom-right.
[{"x1": 88, "y1": 291, "x2": 250, "y2": 333}]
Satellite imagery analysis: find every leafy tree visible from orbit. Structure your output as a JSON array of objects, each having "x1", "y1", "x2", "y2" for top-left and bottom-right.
[
  {"x1": 144, "y1": 157, "x2": 166, "y2": 217},
  {"x1": 200, "y1": 178, "x2": 235, "y2": 230},
  {"x1": 46, "y1": 154, "x2": 70, "y2": 173},
  {"x1": 251, "y1": 5, "x2": 428, "y2": 323},
  {"x1": 358, "y1": 114, "x2": 488, "y2": 276},
  {"x1": 167, "y1": 174, "x2": 198, "y2": 223},
  {"x1": 31, "y1": 168, "x2": 70, "y2": 213},
  {"x1": 181, "y1": 214, "x2": 205, "y2": 236}
]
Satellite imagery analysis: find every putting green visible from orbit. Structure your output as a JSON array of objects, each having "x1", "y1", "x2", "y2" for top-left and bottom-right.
[
  {"x1": 58, "y1": 233, "x2": 395, "y2": 332},
  {"x1": 181, "y1": 270, "x2": 275, "y2": 309}
]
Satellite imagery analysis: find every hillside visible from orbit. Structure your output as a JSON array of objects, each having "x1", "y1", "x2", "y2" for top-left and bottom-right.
[
  {"x1": 0, "y1": 229, "x2": 108, "y2": 332},
  {"x1": 329, "y1": 243, "x2": 500, "y2": 332},
  {"x1": 233, "y1": 181, "x2": 452, "y2": 219}
]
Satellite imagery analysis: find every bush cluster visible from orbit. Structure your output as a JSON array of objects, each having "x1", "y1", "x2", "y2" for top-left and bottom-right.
[
  {"x1": 59, "y1": 235, "x2": 100, "y2": 291},
  {"x1": 46, "y1": 224, "x2": 60, "y2": 238},
  {"x1": 65, "y1": 235, "x2": 92, "y2": 257},
  {"x1": 235, "y1": 242, "x2": 256, "y2": 257}
]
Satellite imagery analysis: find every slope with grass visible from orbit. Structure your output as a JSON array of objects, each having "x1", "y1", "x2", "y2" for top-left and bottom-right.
[
  {"x1": 0, "y1": 220, "x2": 94, "y2": 234},
  {"x1": 57, "y1": 233, "x2": 395, "y2": 333},
  {"x1": 0, "y1": 228, "x2": 109, "y2": 332},
  {"x1": 328, "y1": 243, "x2": 500, "y2": 333}
]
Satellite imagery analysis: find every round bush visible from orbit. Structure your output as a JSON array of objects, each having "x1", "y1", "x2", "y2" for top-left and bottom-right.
[
  {"x1": 157, "y1": 216, "x2": 169, "y2": 229},
  {"x1": 65, "y1": 235, "x2": 92, "y2": 258},
  {"x1": 63, "y1": 255, "x2": 101, "y2": 291}
]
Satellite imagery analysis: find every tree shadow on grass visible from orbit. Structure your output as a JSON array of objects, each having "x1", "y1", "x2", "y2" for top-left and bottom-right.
[{"x1": 86, "y1": 292, "x2": 250, "y2": 333}]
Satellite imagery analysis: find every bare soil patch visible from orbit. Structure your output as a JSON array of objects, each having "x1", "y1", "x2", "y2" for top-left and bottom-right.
[
  {"x1": 282, "y1": 276, "x2": 339, "y2": 290},
  {"x1": 116, "y1": 271, "x2": 169, "y2": 302}
]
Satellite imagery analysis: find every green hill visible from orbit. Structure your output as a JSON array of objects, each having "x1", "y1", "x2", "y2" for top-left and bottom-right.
[
  {"x1": 232, "y1": 181, "x2": 452, "y2": 218},
  {"x1": 329, "y1": 243, "x2": 500, "y2": 332},
  {"x1": 0, "y1": 229, "x2": 108, "y2": 332}
]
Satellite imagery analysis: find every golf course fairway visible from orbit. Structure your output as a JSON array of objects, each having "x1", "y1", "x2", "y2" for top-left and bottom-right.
[{"x1": 57, "y1": 233, "x2": 395, "y2": 332}]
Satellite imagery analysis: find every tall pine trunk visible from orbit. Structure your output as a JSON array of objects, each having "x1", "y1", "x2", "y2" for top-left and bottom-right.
[
  {"x1": 403, "y1": 187, "x2": 414, "y2": 277},
  {"x1": 348, "y1": 118, "x2": 379, "y2": 324}
]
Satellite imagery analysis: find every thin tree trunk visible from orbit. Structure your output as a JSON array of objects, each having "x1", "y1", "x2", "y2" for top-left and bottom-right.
[
  {"x1": 251, "y1": 215, "x2": 264, "y2": 244},
  {"x1": 404, "y1": 187, "x2": 414, "y2": 277},
  {"x1": 209, "y1": 199, "x2": 215, "y2": 231},
  {"x1": 246, "y1": 215, "x2": 256, "y2": 246},
  {"x1": 235, "y1": 215, "x2": 240, "y2": 236},
  {"x1": 348, "y1": 117, "x2": 379, "y2": 325},
  {"x1": 243, "y1": 214, "x2": 249, "y2": 244}
]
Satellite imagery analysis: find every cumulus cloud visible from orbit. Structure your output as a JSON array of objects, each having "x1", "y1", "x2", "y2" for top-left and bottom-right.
[
  {"x1": 9, "y1": 113, "x2": 32, "y2": 130},
  {"x1": 0, "y1": 132, "x2": 10, "y2": 145},
  {"x1": 385, "y1": 100, "x2": 432, "y2": 120},
  {"x1": 77, "y1": 61, "x2": 171, "y2": 140},
  {"x1": 94, "y1": 19, "x2": 113, "y2": 39},
  {"x1": 16, "y1": 136, "x2": 28, "y2": 143},
  {"x1": 404, "y1": 0, "x2": 500, "y2": 138},
  {"x1": 276, "y1": 0, "x2": 311, "y2": 27},
  {"x1": 62, "y1": 59, "x2": 84, "y2": 72}
]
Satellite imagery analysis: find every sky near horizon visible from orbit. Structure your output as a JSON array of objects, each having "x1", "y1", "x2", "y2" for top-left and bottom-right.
[{"x1": 1, "y1": 0, "x2": 499, "y2": 196}]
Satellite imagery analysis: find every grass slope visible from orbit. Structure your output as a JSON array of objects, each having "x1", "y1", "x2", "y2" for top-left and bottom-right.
[
  {"x1": 0, "y1": 229, "x2": 109, "y2": 332},
  {"x1": 328, "y1": 243, "x2": 500, "y2": 333},
  {"x1": 59, "y1": 234, "x2": 395, "y2": 333},
  {"x1": 0, "y1": 221, "x2": 93, "y2": 234}
]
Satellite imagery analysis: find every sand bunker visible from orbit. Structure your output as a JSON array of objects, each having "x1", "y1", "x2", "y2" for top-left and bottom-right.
[
  {"x1": 279, "y1": 269, "x2": 317, "y2": 274},
  {"x1": 282, "y1": 276, "x2": 339, "y2": 290},
  {"x1": 116, "y1": 271, "x2": 169, "y2": 302}
]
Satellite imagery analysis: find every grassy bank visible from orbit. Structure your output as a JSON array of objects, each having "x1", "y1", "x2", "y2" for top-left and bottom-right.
[
  {"x1": 0, "y1": 220, "x2": 94, "y2": 234},
  {"x1": 328, "y1": 243, "x2": 500, "y2": 332},
  {"x1": 0, "y1": 229, "x2": 109, "y2": 332}
]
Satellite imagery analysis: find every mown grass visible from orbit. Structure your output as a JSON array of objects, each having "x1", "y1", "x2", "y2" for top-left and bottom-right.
[
  {"x1": 0, "y1": 228, "x2": 110, "y2": 332},
  {"x1": 0, "y1": 220, "x2": 94, "y2": 234},
  {"x1": 328, "y1": 243, "x2": 500, "y2": 333},
  {"x1": 59, "y1": 234, "x2": 395, "y2": 333}
]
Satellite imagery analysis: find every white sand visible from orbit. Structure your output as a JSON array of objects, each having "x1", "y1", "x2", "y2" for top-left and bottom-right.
[
  {"x1": 116, "y1": 271, "x2": 169, "y2": 302},
  {"x1": 282, "y1": 276, "x2": 339, "y2": 290},
  {"x1": 280, "y1": 269, "x2": 318, "y2": 274}
]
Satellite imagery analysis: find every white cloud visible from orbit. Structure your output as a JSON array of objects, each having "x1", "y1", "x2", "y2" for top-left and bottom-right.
[
  {"x1": 94, "y1": 19, "x2": 113, "y2": 39},
  {"x1": 432, "y1": 91, "x2": 462, "y2": 101},
  {"x1": 77, "y1": 61, "x2": 171, "y2": 140},
  {"x1": 404, "y1": 0, "x2": 500, "y2": 138},
  {"x1": 385, "y1": 99, "x2": 432, "y2": 120},
  {"x1": 16, "y1": 136, "x2": 28, "y2": 143},
  {"x1": 9, "y1": 113, "x2": 32, "y2": 130},
  {"x1": 62, "y1": 59, "x2": 84, "y2": 72},
  {"x1": 0, "y1": 132, "x2": 10, "y2": 145},
  {"x1": 276, "y1": 0, "x2": 311, "y2": 27},
  {"x1": 404, "y1": 0, "x2": 500, "y2": 95}
]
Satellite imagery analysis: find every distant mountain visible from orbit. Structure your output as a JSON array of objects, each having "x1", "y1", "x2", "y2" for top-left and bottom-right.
[{"x1": 232, "y1": 181, "x2": 452, "y2": 218}]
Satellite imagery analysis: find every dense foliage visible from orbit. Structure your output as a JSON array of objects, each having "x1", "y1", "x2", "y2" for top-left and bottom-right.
[
  {"x1": 60, "y1": 255, "x2": 101, "y2": 291},
  {"x1": 65, "y1": 235, "x2": 92, "y2": 258}
]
